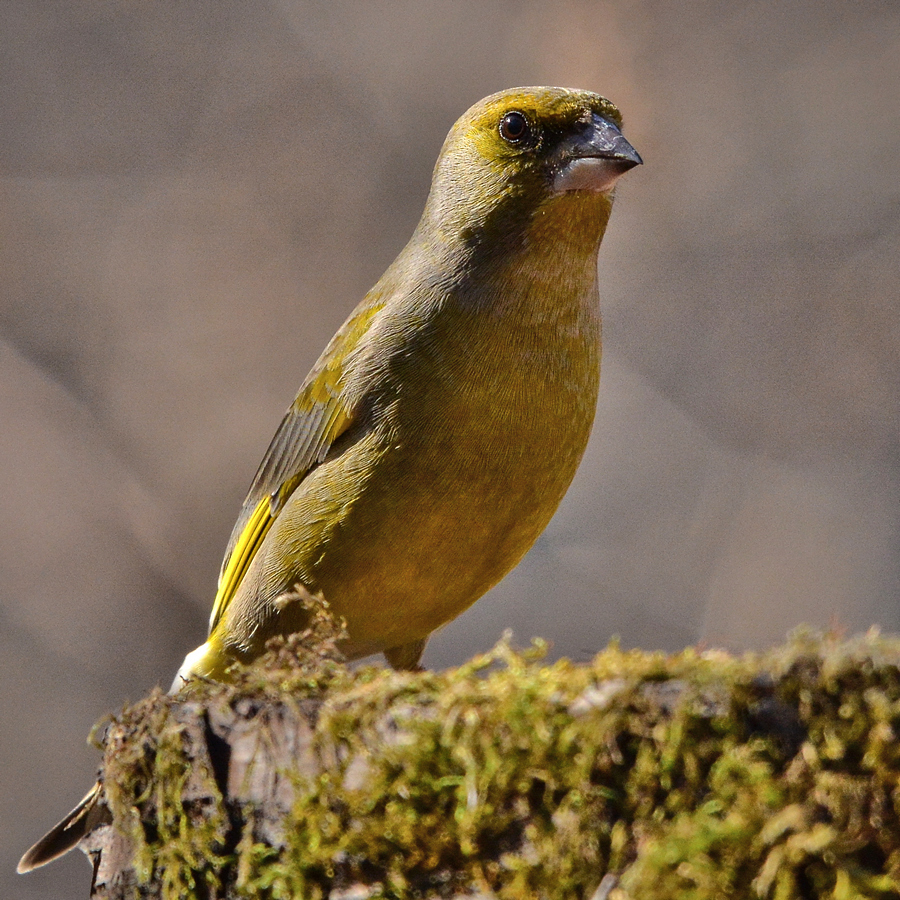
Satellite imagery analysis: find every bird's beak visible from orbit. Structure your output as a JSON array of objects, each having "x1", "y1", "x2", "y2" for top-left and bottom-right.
[{"x1": 552, "y1": 114, "x2": 643, "y2": 194}]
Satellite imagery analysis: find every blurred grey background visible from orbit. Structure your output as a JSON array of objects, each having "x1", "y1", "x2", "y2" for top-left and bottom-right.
[{"x1": 3, "y1": 2, "x2": 899, "y2": 896}]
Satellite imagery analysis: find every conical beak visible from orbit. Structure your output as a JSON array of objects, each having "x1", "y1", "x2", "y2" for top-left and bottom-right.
[{"x1": 552, "y1": 114, "x2": 642, "y2": 194}]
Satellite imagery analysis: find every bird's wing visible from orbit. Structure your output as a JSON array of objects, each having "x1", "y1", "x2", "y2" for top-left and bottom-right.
[{"x1": 209, "y1": 298, "x2": 385, "y2": 634}]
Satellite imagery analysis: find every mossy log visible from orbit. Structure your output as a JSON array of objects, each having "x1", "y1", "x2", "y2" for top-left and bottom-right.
[{"x1": 79, "y1": 630, "x2": 900, "y2": 899}]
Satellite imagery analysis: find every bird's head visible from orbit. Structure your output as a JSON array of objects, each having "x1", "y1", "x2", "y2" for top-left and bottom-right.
[{"x1": 421, "y1": 86, "x2": 642, "y2": 254}]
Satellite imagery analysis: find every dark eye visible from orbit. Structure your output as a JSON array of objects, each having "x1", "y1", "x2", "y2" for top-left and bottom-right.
[{"x1": 499, "y1": 111, "x2": 530, "y2": 144}]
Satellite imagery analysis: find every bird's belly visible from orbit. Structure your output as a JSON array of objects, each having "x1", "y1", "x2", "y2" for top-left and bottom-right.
[{"x1": 260, "y1": 373, "x2": 596, "y2": 655}]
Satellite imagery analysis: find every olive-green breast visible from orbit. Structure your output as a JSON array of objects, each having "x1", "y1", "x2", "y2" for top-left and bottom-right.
[{"x1": 238, "y1": 192, "x2": 605, "y2": 654}]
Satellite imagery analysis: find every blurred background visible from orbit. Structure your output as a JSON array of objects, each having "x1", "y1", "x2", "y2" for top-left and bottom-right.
[{"x1": 3, "y1": 1, "x2": 898, "y2": 896}]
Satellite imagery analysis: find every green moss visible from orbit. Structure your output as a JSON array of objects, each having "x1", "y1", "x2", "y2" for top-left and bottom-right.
[
  {"x1": 100, "y1": 689, "x2": 231, "y2": 896},
  {"x1": 95, "y1": 629, "x2": 900, "y2": 899}
]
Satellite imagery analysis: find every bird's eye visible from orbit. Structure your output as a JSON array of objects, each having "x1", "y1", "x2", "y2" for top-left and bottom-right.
[{"x1": 499, "y1": 111, "x2": 530, "y2": 144}]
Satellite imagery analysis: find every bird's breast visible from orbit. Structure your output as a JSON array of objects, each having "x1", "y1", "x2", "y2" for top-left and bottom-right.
[
  {"x1": 288, "y1": 189, "x2": 609, "y2": 645},
  {"x1": 370, "y1": 286, "x2": 601, "y2": 542}
]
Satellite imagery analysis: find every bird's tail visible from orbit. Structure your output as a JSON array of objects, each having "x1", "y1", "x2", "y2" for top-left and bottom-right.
[{"x1": 17, "y1": 781, "x2": 107, "y2": 873}]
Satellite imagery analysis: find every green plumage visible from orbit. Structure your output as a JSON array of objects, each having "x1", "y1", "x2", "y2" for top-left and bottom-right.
[
  {"x1": 19, "y1": 86, "x2": 640, "y2": 874},
  {"x1": 179, "y1": 86, "x2": 641, "y2": 682},
  {"x1": 19, "y1": 88, "x2": 641, "y2": 872}
]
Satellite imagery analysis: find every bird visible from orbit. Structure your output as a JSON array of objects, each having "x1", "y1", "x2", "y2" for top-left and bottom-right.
[{"x1": 19, "y1": 85, "x2": 640, "y2": 873}]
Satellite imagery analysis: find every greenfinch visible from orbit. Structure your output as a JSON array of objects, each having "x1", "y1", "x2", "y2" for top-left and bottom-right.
[
  {"x1": 19, "y1": 86, "x2": 639, "y2": 872},
  {"x1": 174, "y1": 84, "x2": 641, "y2": 682}
]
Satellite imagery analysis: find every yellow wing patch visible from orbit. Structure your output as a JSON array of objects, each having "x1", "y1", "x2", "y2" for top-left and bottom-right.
[
  {"x1": 208, "y1": 399, "x2": 353, "y2": 636},
  {"x1": 208, "y1": 289, "x2": 385, "y2": 638},
  {"x1": 209, "y1": 495, "x2": 274, "y2": 633}
]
